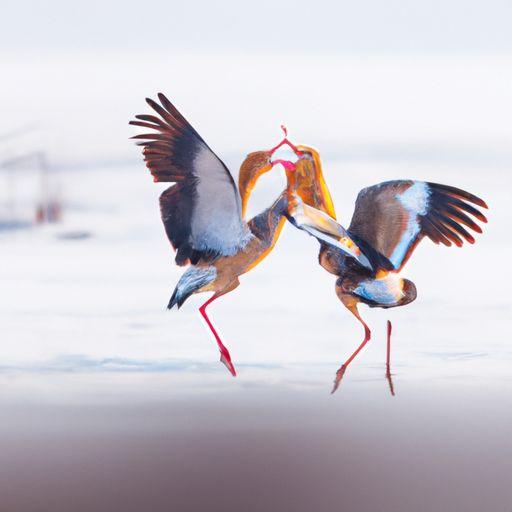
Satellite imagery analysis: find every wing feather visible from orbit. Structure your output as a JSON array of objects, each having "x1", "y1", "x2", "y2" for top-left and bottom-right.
[
  {"x1": 130, "y1": 94, "x2": 247, "y2": 265},
  {"x1": 348, "y1": 180, "x2": 487, "y2": 271}
]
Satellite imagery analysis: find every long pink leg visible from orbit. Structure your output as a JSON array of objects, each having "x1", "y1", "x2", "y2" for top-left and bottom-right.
[
  {"x1": 385, "y1": 320, "x2": 395, "y2": 396},
  {"x1": 199, "y1": 295, "x2": 237, "y2": 377},
  {"x1": 332, "y1": 302, "x2": 371, "y2": 394}
]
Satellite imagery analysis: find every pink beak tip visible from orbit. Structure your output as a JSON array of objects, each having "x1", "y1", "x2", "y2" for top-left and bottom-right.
[{"x1": 271, "y1": 159, "x2": 296, "y2": 171}]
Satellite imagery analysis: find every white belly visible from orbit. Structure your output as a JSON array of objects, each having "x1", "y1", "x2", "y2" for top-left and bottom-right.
[{"x1": 354, "y1": 274, "x2": 404, "y2": 305}]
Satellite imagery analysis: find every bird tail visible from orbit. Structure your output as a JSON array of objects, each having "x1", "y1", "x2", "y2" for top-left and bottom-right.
[
  {"x1": 167, "y1": 287, "x2": 182, "y2": 309},
  {"x1": 167, "y1": 266, "x2": 217, "y2": 310}
]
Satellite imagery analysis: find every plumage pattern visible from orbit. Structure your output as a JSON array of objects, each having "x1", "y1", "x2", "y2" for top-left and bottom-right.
[
  {"x1": 275, "y1": 147, "x2": 488, "y2": 392},
  {"x1": 131, "y1": 97, "x2": 490, "y2": 388},
  {"x1": 130, "y1": 93, "x2": 248, "y2": 265},
  {"x1": 168, "y1": 266, "x2": 217, "y2": 309},
  {"x1": 131, "y1": 95, "x2": 302, "y2": 377},
  {"x1": 348, "y1": 180, "x2": 488, "y2": 271},
  {"x1": 354, "y1": 274, "x2": 405, "y2": 306}
]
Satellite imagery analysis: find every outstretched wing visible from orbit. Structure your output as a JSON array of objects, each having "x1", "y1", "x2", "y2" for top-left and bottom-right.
[
  {"x1": 348, "y1": 180, "x2": 488, "y2": 272},
  {"x1": 130, "y1": 93, "x2": 249, "y2": 265}
]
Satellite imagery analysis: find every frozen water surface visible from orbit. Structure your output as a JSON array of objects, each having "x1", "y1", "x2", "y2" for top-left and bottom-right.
[{"x1": 1, "y1": 152, "x2": 510, "y2": 511}]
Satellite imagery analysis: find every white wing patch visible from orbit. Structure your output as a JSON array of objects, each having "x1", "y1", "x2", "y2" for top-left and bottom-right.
[
  {"x1": 397, "y1": 181, "x2": 430, "y2": 215},
  {"x1": 389, "y1": 182, "x2": 431, "y2": 269},
  {"x1": 190, "y1": 145, "x2": 251, "y2": 255}
]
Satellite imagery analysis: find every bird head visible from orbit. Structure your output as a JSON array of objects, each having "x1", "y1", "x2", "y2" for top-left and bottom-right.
[
  {"x1": 273, "y1": 143, "x2": 337, "y2": 220},
  {"x1": 239, "y1": 126, "x2": 302, "y2": 218},
  {"x1": 238, "y1": 150, "x2": 274, "y2": 218}
]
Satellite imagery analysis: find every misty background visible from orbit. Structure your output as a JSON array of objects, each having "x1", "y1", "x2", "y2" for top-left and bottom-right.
[
  {"x1": 1, "y1": 2, "x2": 511, "y2": 511},
  {"x1": 1, "y1": 0, "x2": 512, "y2": 167}
]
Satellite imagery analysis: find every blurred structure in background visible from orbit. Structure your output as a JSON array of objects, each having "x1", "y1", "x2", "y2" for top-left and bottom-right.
[{"x1": 0, "y1": 127, "x2": 62, "y2": 231}]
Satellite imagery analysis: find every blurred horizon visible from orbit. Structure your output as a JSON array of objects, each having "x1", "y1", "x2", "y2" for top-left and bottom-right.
[
  {"x1": 1, "y1": 3, "x2": 512, "y2": 511},
  {"x1": 2, "y1": 51, "x2": 512, "y2": 169},
  {"x1": 2, "y1": 0, "x2": 512, "y2": 168}
]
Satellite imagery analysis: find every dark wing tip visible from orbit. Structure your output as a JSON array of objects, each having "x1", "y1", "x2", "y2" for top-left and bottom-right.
[
  {"x1": 145, "y1": 97, "x2": 159, "y2": 110},
  {"x1": 130, "y1": 133, "x2": 165, "y2": 141},
  {"x1": 167, "y1": 289, "x2": 178, "y2": 310},
  {"x1": 425, "y1": 182, "x2": 489, "y2": 248},
  {"x1": 428, "y1": 182, "x2": 488, "y2": 209},
  {"x1": 158, "y1": 92, "x2": 169, "y2": 104}
]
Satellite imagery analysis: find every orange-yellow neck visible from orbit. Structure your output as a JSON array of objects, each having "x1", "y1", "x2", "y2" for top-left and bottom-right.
[
  {"x1": 238, "y1": 151, "x2": 273, "y2": 218},
  {"x1": 293, "y1": 145, "x2": 337, "y2": 220},
  {"x1": 245, "y1": 215, "x2": 287, "y2": 273}
]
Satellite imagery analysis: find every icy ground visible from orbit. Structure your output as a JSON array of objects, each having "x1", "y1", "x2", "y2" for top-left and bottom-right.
[
  {"x1": 1, "y1": 155, "x2": 510, "y2": 400},
  {"x1": 1, "y1": 152, "x2": 511, "y2": 512}
]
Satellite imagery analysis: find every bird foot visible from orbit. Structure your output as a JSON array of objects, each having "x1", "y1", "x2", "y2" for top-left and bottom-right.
[
  {"x1": 331, "y1": 366, "x2": 346, "y2": 394},
  {"x1": 220, "y1": 353, "x2": 237, "y2": 377},
  {"x1": 385, "y1": 370, "x2": 395, "y2": 396}
]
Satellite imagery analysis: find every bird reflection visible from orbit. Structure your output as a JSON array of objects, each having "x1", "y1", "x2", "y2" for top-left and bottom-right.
[{"x1": 386, "y1": 321, "x2": 395, "y2": 396}]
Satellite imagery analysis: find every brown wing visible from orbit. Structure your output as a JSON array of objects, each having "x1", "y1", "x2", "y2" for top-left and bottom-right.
[
  {"x1": 130, "y1": 94, "x2": 248, "y2": 265},
  {"x1": 348, "y1": 180, "x2": 488, "y2": 271}
]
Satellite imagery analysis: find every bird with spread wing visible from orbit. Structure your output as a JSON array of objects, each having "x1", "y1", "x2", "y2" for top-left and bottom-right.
[
  {"x1": 130, "y1": 95, "x2": 367, "y2": 376},
  {"x1": 131, "y1": 95, "x2": 488, "y2": 390},
  {"x1": 279, "y1": 146, "x2": 488, "y2": 393}
]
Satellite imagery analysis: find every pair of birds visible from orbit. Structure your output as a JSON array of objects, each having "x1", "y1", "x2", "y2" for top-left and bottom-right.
[{"x1": 130, "y1": 94, "x2": 488, "y2": 392}]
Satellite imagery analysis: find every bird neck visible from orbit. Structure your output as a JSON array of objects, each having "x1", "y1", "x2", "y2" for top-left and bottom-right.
[
  {"x1": 294, "y1": 147, "x2": 337, "y2": 220},
  {"x1": 238, "y1": 151, "x2": 273, "y2": 219},
  {"x1": 245, "y1": 192, "x2": 287, "y2": 273},
  {"x1": 285, "y1": 168, "x2": 298, "y2": 198}
]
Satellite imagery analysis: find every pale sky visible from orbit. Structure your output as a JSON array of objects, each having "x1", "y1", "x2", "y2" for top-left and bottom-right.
[
  {"x1": 1, "y1": 0, "x2": 512, "y2": 166},
  {"x1": 2, "y1": 0, "x2": 512, "y2": 54}
]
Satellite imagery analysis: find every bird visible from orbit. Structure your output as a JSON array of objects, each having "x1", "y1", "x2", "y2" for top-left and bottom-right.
[
  {"x1": 278, "y1": 146, "x2": 488, "y2": 393},
  {"x1": 275, "y1": 146, "x2": 374, "y2": 269},
  {"x1": 130, "y1": 93, "x2": 302, "y2": 377}
]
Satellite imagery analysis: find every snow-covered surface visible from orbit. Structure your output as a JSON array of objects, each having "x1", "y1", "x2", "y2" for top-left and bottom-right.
[{"x1": 1, "y1": 155, "x2": 509, "y2": 402}]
